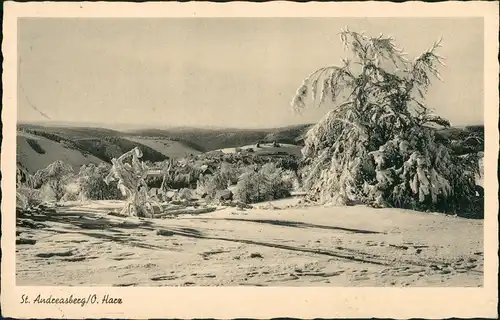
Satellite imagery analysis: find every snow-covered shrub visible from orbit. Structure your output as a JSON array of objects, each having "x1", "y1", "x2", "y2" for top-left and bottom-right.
[
  {"x1": 233, "y1": 169, "x2": 266, "y2": 204},
  {"x1": 282, "y1": 169, "x2": 301, "y2": 191},
  {"x1": 177, "y1": 188, "x2": 194, "y2": 201},
  {"x1": 167, "y1": 172, "x2": 196, "y2": 189},
  {"x1": 78, "y1": 163, "x2": 124, "y2": 200},
  {"x1": 17, "y1": 187, "x2": 42, "y2": 208},
  {"x1": 219, "y1": 162, "x2": 241, "y2": 186},
  {"x1": 260, "y1": 163, "x2": 293, "y2": 200},
  {"x1": 196, "y1": 172, "x2": 228, "y2": 201},
  {"x1": 153, "y1": 159, "x2": 202, "y2": 190},
  {"x1": 195, "y1": 162, "x2": 244, "y2": 201},
  {"x1": 17, "y1": 166, "x2": 30, "y2": 209},
  {"x1": 31, "y1": 160, "x2": 75, "y2": 201},
  {"x1": 233, "y1": 164, "x2": 294, "y2": 204},
  {"x1": 39, "y1": 183, "x2": 58, "y2": 202},
  {"x1": 275, "y1": 156, "x2": 300, "y2": 173},
  {"x1": 291, "y1": 28, "x2": 482, "y2": 216}
]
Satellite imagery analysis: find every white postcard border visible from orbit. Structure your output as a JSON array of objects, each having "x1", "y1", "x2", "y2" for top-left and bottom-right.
[{"x1": 2, "y1": 1, "x2": 499, "y2": 319}]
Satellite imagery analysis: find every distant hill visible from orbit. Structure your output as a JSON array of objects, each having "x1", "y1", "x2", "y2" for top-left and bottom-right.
[
  {"x1": 126, "y1": 137, "x2": 203, "y2": 158},
  {"x1": 16, "y1": 123, "x2": 312, "y2": 173},
  {"x1": 17, "y1": 131, "x2": 104, "y2": 173},
  {"x1": 127, "y1": 123, "x2": 313, "y2": 151},
  {"x1": 17, "y1": 125, "x2": 195, "y2": 173},
  {"x1": 16, "y1": 122, "x2": 483, "y2": 174}
]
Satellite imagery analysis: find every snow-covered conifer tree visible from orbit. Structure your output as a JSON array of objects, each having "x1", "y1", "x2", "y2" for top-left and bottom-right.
[{"x1": 291, "y1": 28, "x2": 481, "y2": 215}]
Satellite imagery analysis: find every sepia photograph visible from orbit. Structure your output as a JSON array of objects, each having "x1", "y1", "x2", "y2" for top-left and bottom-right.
[{"x1": 2, "y1": 1, "x2": 498, "y2": 319}]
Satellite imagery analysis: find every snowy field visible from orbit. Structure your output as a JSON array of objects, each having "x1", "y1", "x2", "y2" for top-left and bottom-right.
[{"x1": 16, "y1": 197, "x2": 483, "y2": 287}]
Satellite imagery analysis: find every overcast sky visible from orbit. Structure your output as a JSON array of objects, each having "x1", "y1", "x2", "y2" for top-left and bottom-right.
[{"x1": 18, "y1": 18, "x2": 484, "y2": 129}]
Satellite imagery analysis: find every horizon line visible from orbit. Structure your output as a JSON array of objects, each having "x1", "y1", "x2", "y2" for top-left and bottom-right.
[
  {"x1": 17, "y1": 119, "x2": 485, "y2": 132},
  {"x1": 16, "y1": 120, "x2": 316, "y2": 131}
]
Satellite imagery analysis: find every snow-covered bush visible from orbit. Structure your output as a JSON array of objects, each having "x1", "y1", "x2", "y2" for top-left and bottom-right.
[
  {"x1": 196, "y1": 172, "x2": 228, "y2": 201},
  {"x1": 78, "y1": 163, "x2": 124, "y2": 200},
  {"x1": 219, "y1": 162, "x2": 241, "y2": 186},
  {"x1": 282, "y1": 169, "x2": 301, "y2": 191},
  {"x1": 17, "y1": 186, "x2": 42, "y2": 209},
  {"x1": 195, "y1": 162, "x2": 244, "y2": 201},
  {"x1": 177, "y1": 188, "x2": 194, "y2": 201},
  {"x1": 260, "y1": 163, "x2": 294, "y2": 200},
  {"x1": 233, "y1": 169, "x2": 266, "y2": 204},
  {"x1": 291, "y1": 28, "x2": 482, "y2": 216},
  {"x1": 150, "y1": 159, "x2": 202, "y2": 190},
  {"x1": 16, "y1": 165, "x2": 43, "y2": 208},
  {"x1": 275, "y1": 156, "x2": 300, "y2": 173},
  {"x1": 31, "y1": 160, "x2": 75, "y2": 201},
  {"x1": 233, "y1": 164, "x2": 294, "y2": 204}
]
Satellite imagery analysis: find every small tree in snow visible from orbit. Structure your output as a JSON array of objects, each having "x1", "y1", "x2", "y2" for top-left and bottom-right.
[
  {"x1": 196, "y1": 172, "x2": 228, "y2": 201},
  {"x1": 291, "y1": 28, "x2": 481, "y2": 215},
  {"x1": 104, "y1": 147, "x2": 158, "y2": 217},
  {"x1": 78, "y1": 163, "x2": 124, "y2": 200},
  {"x1": 16, "y1": 166, "x2": 30, "y2": 208},
  {"x1": 233, "y1": 164, "x2": 294, "y2": 204}
]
